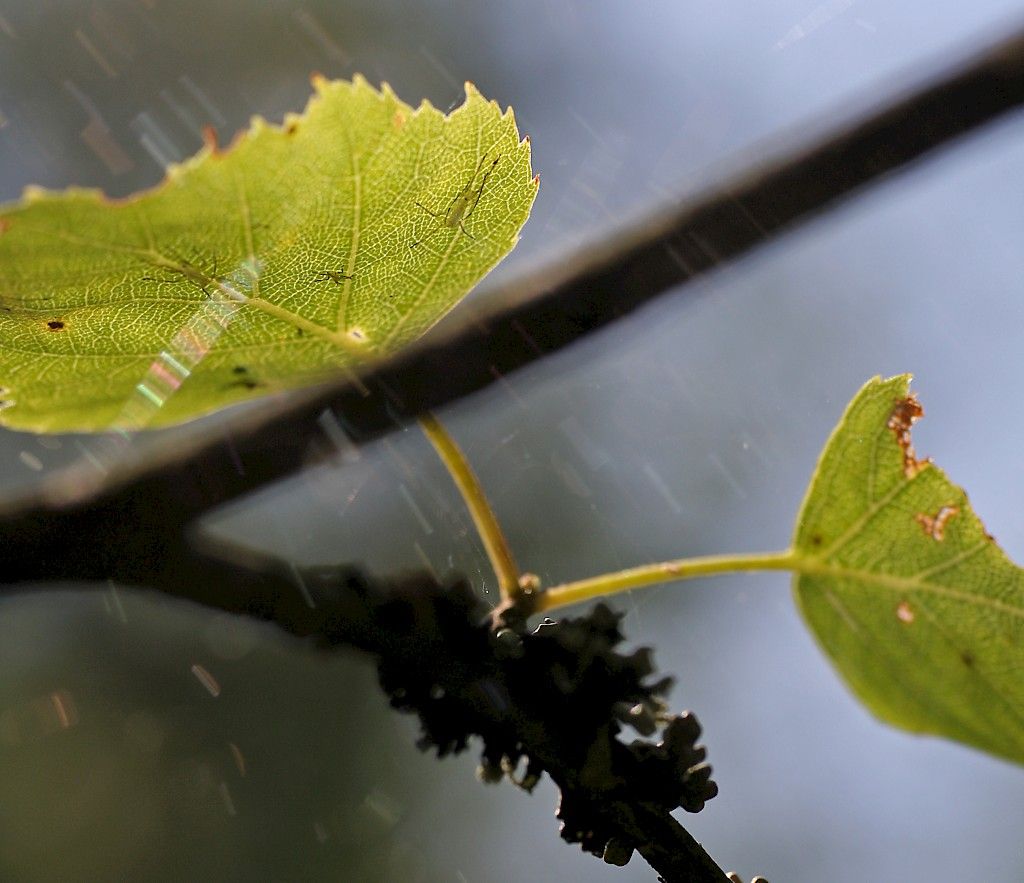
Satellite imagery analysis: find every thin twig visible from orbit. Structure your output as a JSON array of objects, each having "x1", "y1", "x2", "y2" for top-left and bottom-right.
[
  {"x1": 535, "y1": 550, "x2": 796, "y2": 614},
  {"x1": 419, "y1": 412, "x2": 522, "y2": 597}
]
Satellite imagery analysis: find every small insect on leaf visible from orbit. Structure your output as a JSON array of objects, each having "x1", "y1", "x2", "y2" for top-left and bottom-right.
[
  {"x1": 0, "y1": 77, "x2": 537, "y2": 432},
  {"x1": 411, "y1": 152, "x2": 501, "y2": 248},
  {"x1": 313, "y1": 270, "x2": 354, "y2": 284}
]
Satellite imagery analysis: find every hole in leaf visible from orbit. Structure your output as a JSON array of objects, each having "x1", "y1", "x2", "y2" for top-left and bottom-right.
[
  {"x1": 887, "y1": 395, "x2": 931, "y2": 478},
  {"x1": 914, "y1": 506, "x2": 959, "y2": 542}
]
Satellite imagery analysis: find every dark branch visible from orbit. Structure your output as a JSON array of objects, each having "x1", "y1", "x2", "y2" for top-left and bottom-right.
[
  {"x1": 14, "y1": 550, "x2": 733, "y2": 882},
  {"x1": 4, "y1": 25, "x2": 1024, "y2": 582}
]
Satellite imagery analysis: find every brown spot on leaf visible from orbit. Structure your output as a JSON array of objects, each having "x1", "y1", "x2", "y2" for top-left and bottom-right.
[
  {"x1": 960, "y1": 650, "x2": 975, "y2": 668},
  {"x1": 285, "y1": 122, "x2": 298, "y2": 135},
  {"x1": 0, "y1": 218, "x2": 11, "y2": 235},
  {"x1": 896, "y1": 601, "x2": 915, "y2": 623},
  {"x1": 46, "y1": 320, "x2": 65, "y2": 331},
  {"x1": 810, "y1": 534, "x2": 823, "y2": 547},
  {"x1": 202, "y1": 125, "x2": 219, "y2": 153},
  {"x1": 887, "y1": 395, "x2": 931, "y2": 478},
  {"x1": 227, "y1": 365, "x2": 262, "y2": 390},
  {"x1": 915, "y1": 505, "x2": 959, "y2": 542},
  {"x1": 392, "y1": 110, "x2": 406, "y2": 130}
]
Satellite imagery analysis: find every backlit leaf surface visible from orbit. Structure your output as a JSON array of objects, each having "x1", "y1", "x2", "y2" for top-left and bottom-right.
[
  {"x1": 793, "y1": 375, "x2": 1024, "y2": 764},
  {"x1": 0, "y1": 77, "x2": 537, "y2": 431}
]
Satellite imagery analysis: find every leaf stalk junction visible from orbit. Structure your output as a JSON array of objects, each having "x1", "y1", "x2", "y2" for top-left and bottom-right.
[{"x1": 421, "y1": 412, "x2": 803, "y2": 614}]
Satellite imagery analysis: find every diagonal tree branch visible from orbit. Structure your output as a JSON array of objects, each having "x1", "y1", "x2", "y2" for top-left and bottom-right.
[{"x1": 3, "y1": 25, "x2": 1024, "y2": 585}]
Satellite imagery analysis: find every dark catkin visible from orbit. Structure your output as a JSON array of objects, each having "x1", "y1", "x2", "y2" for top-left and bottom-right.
[{"x1": 310, "y1": 566, "x2": 717, "y2": 867}]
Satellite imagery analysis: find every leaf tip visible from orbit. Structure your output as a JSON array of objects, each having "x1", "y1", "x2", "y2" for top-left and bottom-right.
[
  {"x1": 22, "y1": 184, "x2": 48, "y2": 203},
  {"x1": 887, "y1": 391, "x2": 931, "y2": 479},
  {"x1": 862, "y1": 372, "x2": 913, "y2": 394},
  {"x1": 464, "y1": 81, "x2": 503, "y2": 114},
  {"x1": 202, "y1": 124, "x2": 220, "y2": 154}
]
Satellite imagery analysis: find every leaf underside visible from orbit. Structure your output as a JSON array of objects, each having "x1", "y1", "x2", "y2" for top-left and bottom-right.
[
  {"x1": 0, "y1": 76, "x2": 537, "y2": 432},
  {"x1": 793, "y1": 374, "x2": 1024, "y2": 765}
]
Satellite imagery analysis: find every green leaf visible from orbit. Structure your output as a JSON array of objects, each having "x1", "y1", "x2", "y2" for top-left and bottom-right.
[
  {"x1": 0, "y1": 76, "x2": 537, "y2": 432},
  {"x1": 793, "y1": 374, "x2": 1024, "y2": 764}
]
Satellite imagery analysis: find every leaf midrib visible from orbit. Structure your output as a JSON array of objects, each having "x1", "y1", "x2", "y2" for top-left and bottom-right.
[
  {"x1": 148, "y1": 250, "x2": 368, "y2": 356},
  {"x1": 10, "y1": 208, "x2": 368, "y2": 358},
  {"x1": 794, "y1": 551, "x2": 1024, "y2": 620}
]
